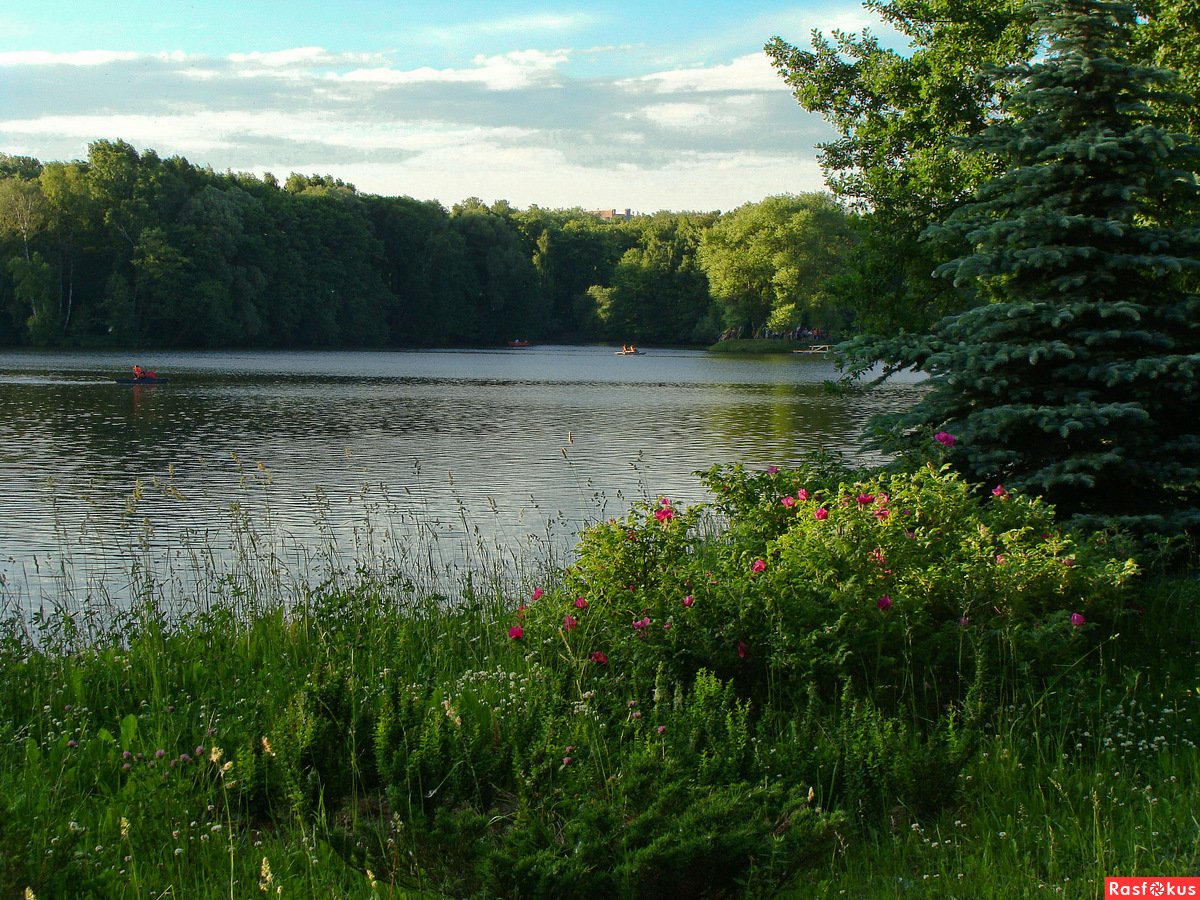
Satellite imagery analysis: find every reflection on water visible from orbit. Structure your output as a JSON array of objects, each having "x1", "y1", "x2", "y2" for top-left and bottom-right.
[{"x1": 0, "y1": 347, "x2": 923, "y2": 613}]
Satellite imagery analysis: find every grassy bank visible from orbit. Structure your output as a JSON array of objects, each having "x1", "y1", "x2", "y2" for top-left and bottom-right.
[
  {"x1": 707, "y1": 338, "x2": 823, "y2": 354},
  {"x1": 2, "y1": 458, "x2": 1197, "y2": 898}
]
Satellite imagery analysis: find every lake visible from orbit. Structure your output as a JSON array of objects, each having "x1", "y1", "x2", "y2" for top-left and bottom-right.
[{"x1": 0, "y1": 346, "x2": 922, "y2": 615}]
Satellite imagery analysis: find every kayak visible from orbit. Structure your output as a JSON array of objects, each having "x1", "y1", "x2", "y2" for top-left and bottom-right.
[{"x1": 115, "y1": 377, "x2": 169, "y2": 384}]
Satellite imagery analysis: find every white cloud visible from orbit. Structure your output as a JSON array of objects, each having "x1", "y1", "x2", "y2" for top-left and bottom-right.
[
  {"x1": 619, "y1": 52, "x2": 787, "y2": 94},
  {"x1": 337, "y1": 49, "x2": 570, "y2": 91},
  {"x1": 0, "y1": 49, "x2": 139, "y2": 66}
]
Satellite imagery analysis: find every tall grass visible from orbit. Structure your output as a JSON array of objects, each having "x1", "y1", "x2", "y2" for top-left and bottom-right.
[{"x1": 0, "y1": 458, "x2": 1197, "y2": 898}]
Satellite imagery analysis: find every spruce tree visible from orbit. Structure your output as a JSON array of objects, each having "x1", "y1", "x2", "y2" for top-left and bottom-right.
[{"x1": 844, "y1": 0, "x2": 1200, "y2": 534}]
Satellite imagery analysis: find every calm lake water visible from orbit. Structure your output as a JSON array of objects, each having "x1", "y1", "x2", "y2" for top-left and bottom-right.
[{"x1": 0, "y1": 346, "x2": 922, "y2": 614}]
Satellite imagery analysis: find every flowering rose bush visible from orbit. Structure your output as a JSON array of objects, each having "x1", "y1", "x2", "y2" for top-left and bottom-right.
[{"x1": 524, "y1": 462, "x2": 1137, "y2": 723}]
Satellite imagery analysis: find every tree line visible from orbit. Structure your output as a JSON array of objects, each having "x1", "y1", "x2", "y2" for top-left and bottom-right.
[{"x1": 0, "y1": 143, "x2": 866, "y2": 349}]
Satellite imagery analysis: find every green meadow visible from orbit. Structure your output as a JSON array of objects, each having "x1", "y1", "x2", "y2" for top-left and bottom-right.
[{"x1": 2, "y1": 454, "x2": 1197, "y2": 898}]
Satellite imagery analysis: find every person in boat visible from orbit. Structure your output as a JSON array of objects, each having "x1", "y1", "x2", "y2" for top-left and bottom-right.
[{"x1": 132, "y1": 365, "x2": 144, "y2": 379}]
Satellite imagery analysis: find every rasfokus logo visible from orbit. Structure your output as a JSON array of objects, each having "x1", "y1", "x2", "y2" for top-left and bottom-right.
[{"x1": 1106, "y1": 878, "x2": 1200, "y2": 896}]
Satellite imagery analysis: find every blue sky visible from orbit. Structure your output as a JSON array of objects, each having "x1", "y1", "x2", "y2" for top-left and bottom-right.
[{"x1": 0, "y1": 1, "x2": 897, "y2": 211}]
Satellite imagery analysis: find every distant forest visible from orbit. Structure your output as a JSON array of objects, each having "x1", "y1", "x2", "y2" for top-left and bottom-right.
[{"x1": 0, "y1": 141, "x2": 872, "y2": 349}]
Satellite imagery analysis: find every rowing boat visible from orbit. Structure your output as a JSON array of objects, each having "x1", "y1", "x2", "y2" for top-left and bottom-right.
[{"x1": 115, "y1": 377, "x2": 169, "y2": 385}]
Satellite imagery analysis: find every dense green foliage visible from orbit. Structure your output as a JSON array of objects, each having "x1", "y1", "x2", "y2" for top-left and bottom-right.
[
  {"x1": 5, "y1": 453, "x2": 1192, "y2": 898},
  {"x1": 842, "y1": 0, "x2": 1200, "y2": 536},
  {"x1": 765, "y1": 0, "x2": 1200, "y2": 334},
  {"x1": 0, "y1": 142, "x2": 865, "y2": 349}
]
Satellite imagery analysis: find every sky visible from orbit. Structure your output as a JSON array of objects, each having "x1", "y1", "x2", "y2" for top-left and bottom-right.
[{"x1": 0, "y1": 1, "x2": 898, "y2": 213}]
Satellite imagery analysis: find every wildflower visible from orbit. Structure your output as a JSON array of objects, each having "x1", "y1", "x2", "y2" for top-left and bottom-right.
[
  {"x1": 992, "y1": 485, "x2": 1009, "y2": 499},
  {"x1": 531, "y1": 587, "x2": 544, "y2": 602},
  {"x1": 815, "y1": 507, "x2": 829, "y2": 521},
  {"x1": 591, "y1": 651, "x2": 608, "y2": 666},
  {"x1": 856, "y1": 493, "x2": 875, "y2": 505},
  {"x1": 631, "y1": 710, "x2": 642, "y2": 719},
  {"x1": 1070, "y1": 612, "x2": 1086, "y2": 627},
  {"x1": 562, "y1": 614, "x2": 578, "y2": 631},
  {"x1": 508, "y1": 625, "x2": 524, "y2": 640},
  {"x1": 995, "y1": 554, "x2": 1006, "y2": 565},
  {"x1": 517, "y1": 603, "x2": 529, "y2": 618},
  {"x1": 67, "y1": 740, "x2": 77, "y2": 749},
  {"x1": 155, "y1": 748, "x2": 165, "y2": 759},
  {"x1": 632, "y1": 616, "x2": 651, "y2": 630},
  {"x1": 796, "y1": 488, "x2": 810, "y2": 501},
  {"x1": 959, "y1": 616, "x2": 970, "y2": 627},
  {"x1": 781, "y1": 495, "x2": 796, "y2": 508},
  {"x1": 877, "y1": 594, "x2": 893, "y2": 611},
  {"x1": 259, "y1": 855, "x2": 274, "y2": 893},
  {"x1": 574, "y1": 597, "x2": 588, "y2": 609},
  {"x1": 751, "y1": 558, "x2": 766, "y2": 573},
  {"x1": 767, "y1": 466, "x2": 779, "y2": 474},
  {"x1": 934, "y1": 431, "x2": 956, "y2": 448},
  {"x1": 562, "y1": 756, "x2": 573, "y2": 766},
  {"x1": 209, "y1": 746, "x2": 224, "y2": 764},
  {"x1": 657, "y1": 725, "x2": 667, "y2": 734},
  {"x1": 682, "y1": 594, "x2": 694, "y2": 608},
  {"x1": 655, "y1": 505, "x2": 675, "y2": 523}
]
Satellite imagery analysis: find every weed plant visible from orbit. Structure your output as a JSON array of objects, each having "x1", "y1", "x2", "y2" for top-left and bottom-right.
[{"x1": 0, "y1": 443, "x2": 1197, "y2": 898}]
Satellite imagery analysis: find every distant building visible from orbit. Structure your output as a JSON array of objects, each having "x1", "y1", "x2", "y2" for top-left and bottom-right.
[{"x1": 590, "y1": 208, "x2": 634, "y2": 222}]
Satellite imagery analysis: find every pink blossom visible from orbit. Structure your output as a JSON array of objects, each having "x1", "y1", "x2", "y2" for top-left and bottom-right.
[
  {"x1": 663, "y1": 622, "x2": 672, "y2": 631},
  {"x1": 876, "y1": 594, "x2": 893, "y2": 611},
  {"x1": 574, "y1": 597, "x2": 588, "y2": 609},
  {"x1": 814, "y1": 507, "x2": 829, "y2": 521},
  {"x1": 991, "y1": 485, "x2": 1008, "y2": 499},
  {"x1": 591, "y1": 651, "x2": 608, "y2": 666},
  {"x1": 562, "y1": 614, "x2": 578, "y2": 631},
  {"x1": 751, "y1": 558, "x2": 766, "y2": 573},
  {"x1": 517, "y1": 603, "x2": 529, "y2": 618},
  {"x1": 632, "y1": 616, "x2": 651, "y2": 630},
  {"x1": 856, "y1": 493, "x2": 875, "y2": 505},
  {"x1": 657, "y1": 725, "x2": 666, "y2": 734},
  {"x1": 767, "y1": 466, "x2": 779, "y2": 474},
  {"x1": 631, "y1": 710, "x2": 642, "y2": 719},
  {"x1": 531, "y1": 587, "x2": 544, "y2": 602},
  {"x1": 508, "y1": 625, "x2": 524, "y2": 640},
  {"x1": 934, "y1": 431, "x2": 957, "y2": 448},
  {"x1": 682, "y1": 594, "x2": 695, "y2": 608},
  {"x1": 655, "y1": 506, "x2": 675, "y2": 523},
  {"x1": 995, "y1": 554, "x2": 1006, "y2": 565},
  {"x1": 1070, "y1": 612, "x2": 1086, "y2": 627},
  {"x1": 796, "y1": 488, "x2": 810, "y2": 501},
  {"x1": 781, "y1": 495, "x2": 796, "y2": 508},
  {"x1": 562, "y1": 756, "x2": 573, "y2": 766},
  {"x1": 959, "y1": 616, "x2": 971, "y2": 627},
  {"x1": 873, "y1": 508, "x2": 890, "y2": 520}
]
